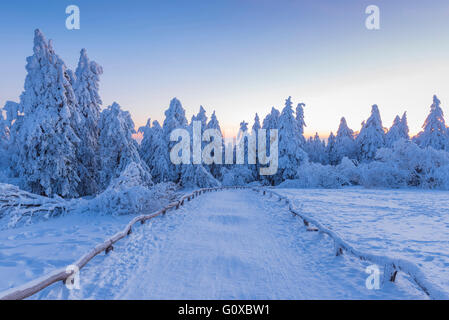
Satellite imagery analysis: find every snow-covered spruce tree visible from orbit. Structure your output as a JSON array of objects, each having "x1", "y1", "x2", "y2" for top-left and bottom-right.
[
  {"x1": 206, "y1": 110, "x2": 223, "y2": 179},
  {"x1": 10, "y1": 30, "x2": 81, "y2": 197},
  {"x1": 262, "y1": 107, "x2": 280, "y2": 130},
  {"x1": 252, "y1": 113, "x2": 261, "y2": 133},
  {"x1": 385, "y1": 112, "x2": 410, "y2": 148},
  {"x1": 236, "y1": 120, "x2": 250, "y2": 167},
  {"x1": 179, "y1": 162, "x2": 221, "y2": 188},
  {"x1": 356, "y1": 104, "x2": 386, "y2": 162},
  {"x1": 0, "y1": 109, "x2": 8, "y2": 168},
  {"x1": 207, "y1": 110, "x2": 222, "y2": 132},
  {"x1": 191, "y1": 105, "x2": 208, "y2": 132},
  {"x1": 261, "y1": 107, "x2": 280, "y2": 180},
  {"x1": 233, "y1": 120, "x2": 256, "y2": 183},
  {"x1": 251, "y1": 113, "x2": 261, "y2": 179},
  {"x1": 305, "y1": 133, "x2": 327, "y2": 164},
  {"x1": 276, "y1": 96, "x2": 308, "y2": 184},
  {"x1": 414, "y1": 95, "x2": 449, "y2": 151},
  {"x1": 335, "y1": 117, "x2": 356, "y2": 162},
  {"x1": 1, "y1": 101, "x2": 20, "y2": 170},
  {"x1": 139, "y1": 120, "x2": 172, "y2": 183},
  {"x1": 327, "y1": 132, "x2": 338, "y2": 165},
  {"x1": 190, "y1": 105, "x2": 208, "y2": 159},
  {"x1": 295, "y1": 102, "x2": 306, "y2": 146},
  {"x1": 98, "y1": 102, "x2": 152, "y2": 190},
  {"x1": 138, "y1": 118, "x2": 154, "y2": 166},
  {"x1": 73, "y1": 49, "x2": 103, "y2": 195},
  {"x1": 179, "y1": 106, "x2": 220, "y2": 188},
  {"x1": 400, "y1": 112, "x2": 410, "y2": 138},
  {"x1": 1, "y1": 101, "x2": 20, "y2": 131},
  {"x1": 0, "y1": 109, "x2": 7, "y2": 147},
  {"x1": 162, "y1": 98, "x2": 189, "y2": 182}
]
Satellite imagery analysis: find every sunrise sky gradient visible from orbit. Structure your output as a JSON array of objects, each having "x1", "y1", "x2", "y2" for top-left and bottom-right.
[{"x1": 1, "y1": 0, "x2": 449, "y2": 138}]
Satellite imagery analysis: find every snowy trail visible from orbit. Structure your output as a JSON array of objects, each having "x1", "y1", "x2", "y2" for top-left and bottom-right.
[{"x1": 35, "y1": 190, "x2": 426, "y2": 299}]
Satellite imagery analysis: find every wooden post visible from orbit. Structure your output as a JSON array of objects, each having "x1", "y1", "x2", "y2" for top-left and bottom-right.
[
  {"x1": 105, "y1": 245, "x2": 114, "y2": 254},
  {"x1": 334, "y1": 243, "x2": 343, "y2": 256},
  {"x1": 384, "y1": 263, "x2": 398, "y2": 283}
]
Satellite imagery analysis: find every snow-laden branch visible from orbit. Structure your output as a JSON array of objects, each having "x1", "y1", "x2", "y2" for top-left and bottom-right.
[{"x1": 0, "y1": 184, "x2": 69, "y2": 229}]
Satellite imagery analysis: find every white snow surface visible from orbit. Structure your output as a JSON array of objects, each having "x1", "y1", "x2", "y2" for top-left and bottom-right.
[
  {"x1": 0, "y1": 213, "x2": 132, "y2": 292},
  {"x1": 21, "y1": 189, "x2": 426, "y2": 299},
  {"x1": 275, "y1": 187, "x2": 449, "y2": 296}
]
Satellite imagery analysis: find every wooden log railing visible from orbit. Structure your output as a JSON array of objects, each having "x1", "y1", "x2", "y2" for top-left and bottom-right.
[
  {"x1": 0, "y1": 186, "x2": 248, "y2": 300},
  {"x1": 251, "y1": 187, "x2": 448, "y2": 300}
]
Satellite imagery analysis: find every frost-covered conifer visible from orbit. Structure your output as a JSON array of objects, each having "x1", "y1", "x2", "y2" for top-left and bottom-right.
[
  {"x1": 191, "y1": 105, "x2": 208, "y2": 131},
  {"x1": 386, "y1": 113, "x2": 410, "y2": 147},
  {"x1": 140, "y1": 120, "x2": 172, "y2": 183},
  {"x1": 277, "y1": 97, "x2": 308, "y2": 183},
  {"x1": 306, "y1": 133, "x2": 327, "y2": 164},
  {"x1": 205, "y1": 110, "x2": 223, "y2": 179},
  {"x1": 138, "y1": 118, "x2": 153, "y2": 165},
  {"x1": 179, "y1": 163, "x2": 221, "y2": 188},
  {"x1": 335, "y1": 117, "x2": 356, "y2": 162},
  {"x1": 162, "y1": 98, "x2": 188, "y2": 182},
  {"x1": 356, "y1": 104, "x2": 385, "y2": 161},
  {"x1": 0, "y1": 109, "x2": 7, "y2": 145},
  {"x1": 262, "y1": 107, "x2": 280, "y2": 130},
  {"x1": 251, "y1": 113, "x2": 261, "y2": 179},
  {"x1": 327, "y1": 132, "x2": 338, "y2": 165},
  {"x1": 179, "y1": 105, "x2": 220, "y2": 187},
  {"x1": 11, "y1": 30, "x2": 81, "y2": 197},
  {"x1": 414, "y1": 95, "x2": 448, "y2": 150},
  {"x1": 296, "y1": 102, "x2": 306, "y2": 145},
  {"x1": 98, "y1": 102, "x2": 152, "y2": 189},
  {"x1": 73, "y1": 49, "x2": 103, "y2": 195},
  {"x1": 400, "y1": 112, "x2": 410, "y2": 139}
]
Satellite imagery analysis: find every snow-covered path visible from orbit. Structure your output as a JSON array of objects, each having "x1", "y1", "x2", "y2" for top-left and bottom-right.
[{"x1": 35, "y1": 190, "x2": 426, "y2": 299}]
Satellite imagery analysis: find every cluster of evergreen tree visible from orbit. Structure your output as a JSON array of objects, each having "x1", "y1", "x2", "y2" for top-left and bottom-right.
[
  {"x1": 304, "y1": 95, "x2": 448, "y2": 166},
  {"x1": 2, "y1": 30, "x2": 449, "y2": 198},
  {"x1": 0, "y1": 30, "x2": 151, "y2": 198}
]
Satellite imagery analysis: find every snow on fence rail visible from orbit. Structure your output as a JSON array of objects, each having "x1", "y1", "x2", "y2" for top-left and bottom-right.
[
  {"x1": 253, "y1": 188, "x2": 448, "y2": 300},
  {"x1": 0, "y1": 186, "x2": 249, "y2": 300}
]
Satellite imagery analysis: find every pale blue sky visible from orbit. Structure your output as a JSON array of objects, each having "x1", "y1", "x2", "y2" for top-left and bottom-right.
[{"x1": 1, "y1": 0, "x2": 449, "y2": 137}]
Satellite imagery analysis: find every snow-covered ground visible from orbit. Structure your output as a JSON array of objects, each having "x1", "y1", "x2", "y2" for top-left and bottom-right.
[
  {"x1": 276, "y1": 187, "x2": 449, "y2": 296},
  {"x1": 19, "y1": 189, "x2": 426, "y2": 299},
  {"x1": 0, "y1": 213, "x2": 133, "y2": 292}
]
